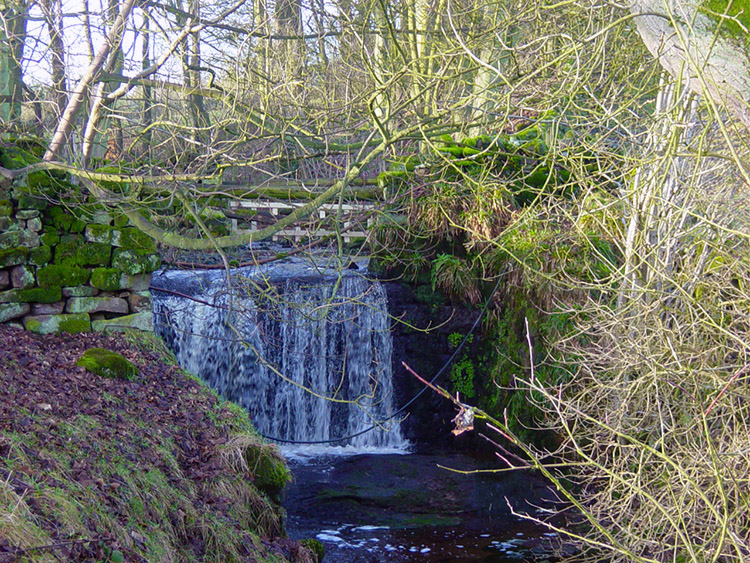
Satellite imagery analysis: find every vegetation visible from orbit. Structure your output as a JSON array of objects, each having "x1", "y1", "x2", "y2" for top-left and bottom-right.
[{"x1": 0, "y1": 0, "x2": 749, "y2": 562}]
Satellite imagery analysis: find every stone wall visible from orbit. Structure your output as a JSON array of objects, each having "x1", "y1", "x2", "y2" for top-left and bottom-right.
[{"x1": 0, "y1": 193, "x2": 159, "y2": 334}]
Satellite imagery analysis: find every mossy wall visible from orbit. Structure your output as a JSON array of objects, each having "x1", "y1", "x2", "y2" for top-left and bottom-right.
[{"x1": 0, "y1": 188, "x2": 159, "y2": 334}]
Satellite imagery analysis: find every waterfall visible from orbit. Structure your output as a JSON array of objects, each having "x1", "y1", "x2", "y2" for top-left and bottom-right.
[{"x1": 151, "y1": 261, "x2": 407, "y2": 450}]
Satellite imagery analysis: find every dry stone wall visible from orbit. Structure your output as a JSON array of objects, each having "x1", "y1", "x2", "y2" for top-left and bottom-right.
[{"x1": 0, "y1": 193, "x2": 159, "y2": 334}]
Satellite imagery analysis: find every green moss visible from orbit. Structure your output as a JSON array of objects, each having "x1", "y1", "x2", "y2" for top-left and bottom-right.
[
  {"x1": 300, "y1": 539, "x2": 325, "y2": 562},
  {"x1": 0, "y1": 247, "x2": 28, "y2": 267},
  {"x1": 58, "y1": 315, "x2": 92, "y2": 334},
  {"x1": 0, "y1": 199, "x2": 12, "y2": 217},
  {"x1": 243, "y1": 442, "x2": 290, "y2": 502},
  {"x1": 41, "y1": 231, "x2": 60, "y2": 246},
  {"x1": 28, "y1": 245, "x2": 52, "y2": 266},
  {"x1": 54, "y1": 238, "x2": 111, "y2": 267},
  {"x1": 117, "y1": 228, "x2": 156, "y2": 252},
  {"x1": 701, "y1": 0, "x2": 750, "y2": 50},
  {"x1": 48, "y1": 206, "x2": 75, "y2": 231},
  {"x1": 69, "y1": 219, "x2": 86, "y2": 233},
  {"x1": 16, "y1": 285, "x2": 62, "y2": 303},
  {"x1": 16, "y1": 194, "x2": 48, "y2": 211},
  {"x1": 78, "y1": 242, "x2": 111, "y2": 266},
  {"x1": 37, "y1": 265, "x2": 91, "y2": 288},
  {"x1": 76, "y1": 348, "x2": 138, "y2": 380},
  {"x1": 113, "y1": 214, "x2": 129, "y2": 228},
  {"x1": 90, "y1": 267, "x2": 124, "y2": 291},
  {"x1": 53, "y1": 238, "x2": 79, "y2": 266}
]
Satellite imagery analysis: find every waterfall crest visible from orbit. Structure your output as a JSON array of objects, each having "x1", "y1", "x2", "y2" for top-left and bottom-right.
[{"x1": 152, "y1": 263, "x2": 407, "y2": 450}]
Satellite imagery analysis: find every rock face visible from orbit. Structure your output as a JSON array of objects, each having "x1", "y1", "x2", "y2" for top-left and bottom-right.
[{"x1": 384, "y1": 281, "x2": 484, "y2": 447}]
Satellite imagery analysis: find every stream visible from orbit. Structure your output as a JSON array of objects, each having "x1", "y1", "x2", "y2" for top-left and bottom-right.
[{"x1": 283, "y1": 449, "x2": 575, "y2": 562}]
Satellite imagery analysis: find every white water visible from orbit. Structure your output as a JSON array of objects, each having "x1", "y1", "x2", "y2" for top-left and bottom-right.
[{"x1": 151, "y1": 261, "x2": 407, "y2": 450}]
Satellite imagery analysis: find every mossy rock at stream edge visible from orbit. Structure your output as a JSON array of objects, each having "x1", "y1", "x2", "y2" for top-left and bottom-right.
[
  {"x1": 299, "y1": 539, "x2": 325, "y2": 562},
  {"x1": 243, "y1": 441, "x2": 291, "y2": 502},
  {"x1": 77, "y1": 347, "x2": 138, "y2": 380}
]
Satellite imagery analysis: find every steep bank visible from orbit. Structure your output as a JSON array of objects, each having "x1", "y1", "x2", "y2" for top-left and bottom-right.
[{"x1": 0, "y1": 325, "x2": 316, "y2": 563}]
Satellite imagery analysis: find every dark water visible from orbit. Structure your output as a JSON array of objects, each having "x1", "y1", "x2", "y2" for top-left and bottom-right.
[{"x1": 283, "y1": 450, "x2": 574, "y2": 562}]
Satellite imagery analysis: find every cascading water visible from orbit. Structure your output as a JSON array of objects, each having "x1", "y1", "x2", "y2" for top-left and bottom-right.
[{"x1": 151, "y1": 259, "x2": 407, "y2": 450}]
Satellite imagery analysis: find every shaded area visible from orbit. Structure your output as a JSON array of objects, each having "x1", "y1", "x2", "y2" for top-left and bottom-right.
[{"x1": 285, "y1": 452, "x2": 576, "y2": 562}]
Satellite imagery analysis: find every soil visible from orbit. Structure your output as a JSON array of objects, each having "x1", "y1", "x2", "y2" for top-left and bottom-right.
[{"x1": 0, "y1": 325, "x2": 303, "y2": 563}]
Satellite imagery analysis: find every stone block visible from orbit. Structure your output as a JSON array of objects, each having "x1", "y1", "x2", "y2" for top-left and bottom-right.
[
  {"x1": 37, "y1": 265, "x2": 91, "y2": 288},
  {"x1": 111, "y1": 249, "x2": 161, "y2": 275},
  {"x1": 92, "y1": 311, "x2": 153, "y2": 333},
  {"x1": 0, "y1": 230, "x2": 39, "y2": 249},
  {"x1": 28, "y1": 245, "x2": 52, "y2": 266},
  {"x1": 65, "y1": 296, "x2": 129, "y2": 315},
  {"x1": 0, "y1": 270, "x2": 8, "y2": 289},
  {"x1": 31, "y1": 301, "x2": 65, "y2": 315},
  {"x1": 0, "y1": 303, "x2": 30, "y2": 323},
  {"x1": 15, "y1": 286, "x2": 63, "y2": 303},
  {"x1": 26, "y1": 217, "x2": 42, "y2": 232},
  {"x1": 85, "y1": 224, "x2": 115, "y2": 244},
  {"x1": 120, "y1": 273, "x2": 152, "y2": 291},
  {"x1": 128, "y1": 291, "x2": 152, "y2": 313},
  {"x1": 11, "y1": 265, "x2": 35, "y2": 288},
  {"x1": 24, "y1": 312, "x2": 91, "y2": 334},
  {"x1": 0, "y1": 217, "x2": 14, "y2": 231},
  {"x1": 54, "y1": 238, "x2": 111, "y2": 267},
  {"x1": 0, "y1": 200, "x2": 12, "y2": 217},
  {"x1": 17, "y1": 194, "x2": 48, "y2": 210},
  {"x1": 90, "y1": 267, "x2": 124, "y2": 291},
  {"x1": 92, "y1": 210, "x2": 113, "y2": 225},
  {"x1": 114, "y1": 228, "x2": 156, "y2": 252},
  {"x1": 62, "y1": 285, "x2": 100, "y2": 297},
  {"x1": 0, "y1": 247, "x2": 27, "y2": 268},
  {"x1": 16, "y1": 209, "x2": 39, "y2": 220}
]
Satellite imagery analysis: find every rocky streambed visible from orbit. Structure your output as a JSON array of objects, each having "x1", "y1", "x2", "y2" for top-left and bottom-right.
[{"x1": 284, "y1": 450, "x2": 577, "y2": 562}]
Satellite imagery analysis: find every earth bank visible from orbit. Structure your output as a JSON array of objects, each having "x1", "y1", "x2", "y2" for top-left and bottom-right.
[{"x1": 0, "y1": 325, "x2": 316, "y2": 563}]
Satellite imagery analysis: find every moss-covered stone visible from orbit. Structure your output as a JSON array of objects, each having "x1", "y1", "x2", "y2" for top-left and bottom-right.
[
  {"x1": 69, "y1": 218, "x2": 86, "y2": 233},
  {"x1": 91, "y1": 210, "x2": 113, "y2": 225},
  {"x1": 62, "y1": 285, "x2": 100, "y2": 297},
  {"x1": 41, "y1": 231, "x2": 60, "y2": 246},
  {"x1": 76, "y1": 348, "x2": 138, "y2": 380},
  {"x1": 10, "y1": 265, "x2": 35, "y2": 289},
  {"x1": 15, "y1": 285, "x2": 63, "y2": 303},
  {"x1": 16, "y1": 209, "x2": 39, "y2": 220},
  {"x1": 0, "y1": 247, "x2": 28, "y2": 267},
  {"x1": 53, "y1": 238, "x2": 79, "y2": 265},
  {"x1": 91, "y1": 311, "x2": 154, "y2": 333},
  {"x1": 16, "y1": 194, "x2": 48, "y2": 210},
  {"x1": 37, "y1": 265, "x2": 91, "y2": 288},
  {"x1": 85, "y1": 224, "x2": 115, "y2": 244},
  {"x1": 26, "y1": 217, "x2": 42, "y2": 232},
  {"x1": 112, "y1": 249, "x2": 161, "y2": 274},
  {"x1": 90, "y1": 267, "x2": 123, "y2": 291},
  {"x1": 114, "y1": 228, "x2": 156, "y2": 252},
  {"x1": 48, "y1": 206, "x2": 74, "y2": 231},
  {"x1": 0, "y1": 303, "x2": 30, "y2": 323},
  {"x1": 24, "y1": 312, "x2": 90, "y2": 334},
  {"x1": 0, "y1": 229, "x2": 39, "y2": 249},
  {"x1": 299, "y1": 539, "x2": 325, "y2": 563},
  {"x1": 243, "y1": 442, "x2": 290, "y2": 502},
  {"x1": 78, "y1": 242, "x2": 111, "y2": 267},
  {"x1": 28, "y1": 245, "x2": 52, "y2": 266},
  {"x1": 0, "y1": 199, "x2": 12, "y2": 217},
  {"x1": 65, "y1": 296, "x2": 128, "y2": 315},
  {"x1": 113, "y1": 213, "x2": 129, "y2": 228},
  {"x1": 54, "y1": 238, "x2": 111, "y2": 267}
]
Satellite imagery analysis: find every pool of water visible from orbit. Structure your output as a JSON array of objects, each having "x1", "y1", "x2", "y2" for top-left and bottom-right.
[{"x1": 283, "y1": 451, "x2": 575, "y2": 562}]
